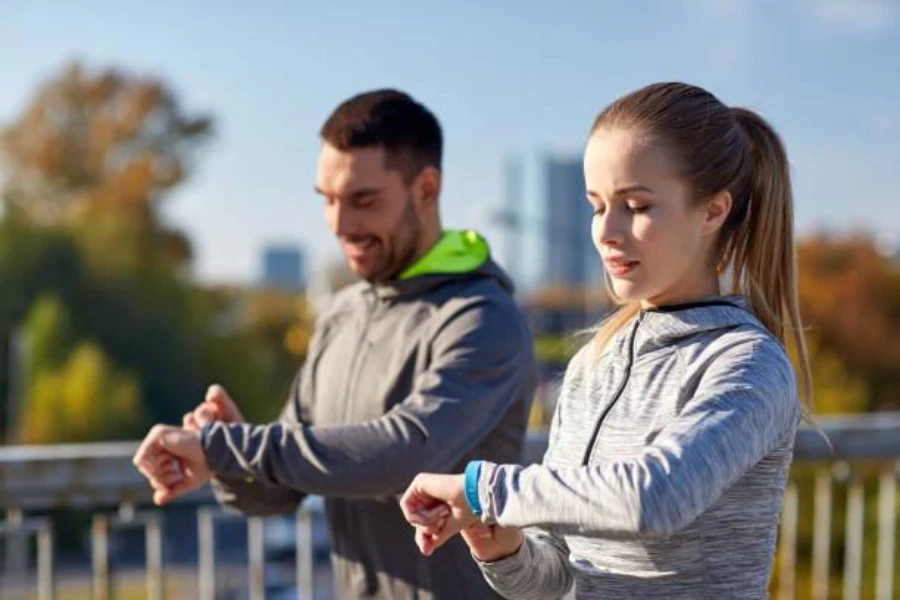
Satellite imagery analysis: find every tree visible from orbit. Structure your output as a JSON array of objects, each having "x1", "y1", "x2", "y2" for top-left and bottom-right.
[
  {"x1": 1, "y1": 60, "x2": 213, "y2": 273},
  {"x1": 12, "y1": 292, "x2": 142, "y2": 443},
  {"x1": 18, "y1": 340, "x2": 143, "y2": 444},
  {"x1": 797, "y1": 234, "x2": 900, "y2": 411}
]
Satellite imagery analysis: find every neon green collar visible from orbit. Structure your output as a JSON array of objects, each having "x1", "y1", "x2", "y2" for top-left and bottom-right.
[{"x1": 398, "y1": 230, "x2": 490, "y2": 280}]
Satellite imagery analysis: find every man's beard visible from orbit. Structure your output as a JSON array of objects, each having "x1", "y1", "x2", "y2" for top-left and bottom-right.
[{"x1": 371, "y1": 197, "x2": 422, "y2": 282}]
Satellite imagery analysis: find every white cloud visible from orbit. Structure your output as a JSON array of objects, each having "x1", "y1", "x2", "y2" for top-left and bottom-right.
[{"x1": 806, "y1": 0, "x2": 899, "y2": 34}]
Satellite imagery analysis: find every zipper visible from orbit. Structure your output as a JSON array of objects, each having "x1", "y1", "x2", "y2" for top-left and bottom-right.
[
  {"x1": 580, "y1": 311, "x2": 645, "y2": 465},
  {"x1": 341, "y1": 290, "x2": 376, "y2": 423}
]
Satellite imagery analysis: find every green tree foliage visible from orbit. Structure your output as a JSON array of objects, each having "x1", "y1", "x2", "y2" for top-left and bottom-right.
[{"x1": 19, "y1": 340, "x2": 143, "y2": 444}]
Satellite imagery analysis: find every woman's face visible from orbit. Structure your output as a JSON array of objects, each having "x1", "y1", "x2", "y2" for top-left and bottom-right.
[{"x1": 585, "y1": 127, "x2": 727, "y2": 307}]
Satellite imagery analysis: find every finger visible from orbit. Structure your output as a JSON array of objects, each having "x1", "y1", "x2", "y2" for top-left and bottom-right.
[
  {"x1": 152, "y1": 477, "x2": 198, "y2": 506},
  {"x1": 206, "y1": 384, "x2": 241, "y2": 421},
  {"x1": 133, "y1": 424, "x2": 167, "y2": 468},
  {"x1": 193, "y1": 405, "x2": 216, "y2": 427},
  {"x1": 155, "y1": 428, "x2": 195, "y2": 460},
  {"x1": 153, "y1": 464, "x2": 185, "y2": 487},
  {"x1": 147, "y1": 452, "x2": 173, "y2": 469},
  {"x1": 406, "y1": 505, "x2": 449, "y2": 527},
  {"x1": 138, "y1": 454, "x2": 180, "y2": 485},
  {"x1": 183, "y1": 412, "x2": 200, "y2": 431},
  {"x1": 428, "y1": 512, "x2": 474, "y2": 553},
  {"x1": 419, "y1": 504, "x2": 450, "y2": 521},
  {"x1": 415, "y1": 527, "x2": 437, "y2": 557},
  {"x1": 417, "y1": 516, "x2": 447, "y2": 537},
  {"x1": 400, "y1": 486, "x2": 427, "y2": 521},
  {"x1": 136, "y1": 461, "x2": 158, "y2": 483},
  {"x1": 205, "y1": 383, "x2": 228, "y2": 404},
  {"x1": 135, "y1": 449, "x2": 171, "y2": 480}
]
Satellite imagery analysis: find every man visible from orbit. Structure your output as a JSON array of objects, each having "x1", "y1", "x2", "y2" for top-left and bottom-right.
[{"x1": 134, "y1": 89, "x2": 536, "y2": 599}]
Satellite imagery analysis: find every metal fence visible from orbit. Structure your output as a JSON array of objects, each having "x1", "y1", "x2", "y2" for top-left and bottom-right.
[{"x1": 1, "y1": 413, "x2": 899, "y2": 599}]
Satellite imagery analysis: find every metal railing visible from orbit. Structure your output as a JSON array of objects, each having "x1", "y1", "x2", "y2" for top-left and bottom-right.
[{"x1": 0, "y1": 413, "x2": 898, "y2": 599}]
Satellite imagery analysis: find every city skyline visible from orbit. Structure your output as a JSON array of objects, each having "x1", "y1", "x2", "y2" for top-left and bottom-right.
[{"x1": 2, "y1": 1, "x2": 899, "y2": 285}]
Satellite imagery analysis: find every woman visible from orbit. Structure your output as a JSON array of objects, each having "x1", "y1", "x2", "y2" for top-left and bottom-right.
[{"x1": 401, "y1": 82, "x2": 812, "y2": 599}]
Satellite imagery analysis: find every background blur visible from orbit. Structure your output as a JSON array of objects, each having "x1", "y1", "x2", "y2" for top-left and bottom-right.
[{"x1": 1, "y1": 1, "x2": 898, "y2": 598}]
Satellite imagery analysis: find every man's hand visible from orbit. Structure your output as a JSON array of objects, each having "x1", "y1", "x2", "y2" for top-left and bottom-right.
[
  {"x1": 133, "y1": 425, "x2": 211, "y2": 505},
  {"x1": 183, "y1": 384, "x2": 245, "y2": 432}
]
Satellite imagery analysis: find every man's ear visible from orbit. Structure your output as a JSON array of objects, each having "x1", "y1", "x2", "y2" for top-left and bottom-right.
[{"x1": 413, "y1": 166, "x2": 441, "y2": 210}]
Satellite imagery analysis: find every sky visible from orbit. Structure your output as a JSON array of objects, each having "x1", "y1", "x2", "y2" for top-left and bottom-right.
[{"x1": 2, "y1": 0, "x2": 899, "y2": 287}]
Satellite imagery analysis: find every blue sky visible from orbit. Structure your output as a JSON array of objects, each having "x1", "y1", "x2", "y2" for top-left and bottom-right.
[{"x1": 2, "y1": 0, "x2": 898, "y2": 286}]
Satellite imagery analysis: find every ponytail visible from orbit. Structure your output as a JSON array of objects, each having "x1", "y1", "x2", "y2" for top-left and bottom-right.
[
  {"x1": 587, "y1": 83, "x2": 813, "y2": 415},
  {"x1": 727, "y1": 107, "x2": 813, "y2": 412}
]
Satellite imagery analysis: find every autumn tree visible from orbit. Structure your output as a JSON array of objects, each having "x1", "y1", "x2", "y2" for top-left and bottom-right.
[
  {"x1": 797, "y1": 233, "x2": 900, "y2": 412},
  {"x1": 0, "y1": 61, "x2": 217, "y2": 440},
  {"x1": 1, "y1": 60, "x2": 212, "y2": 273}
]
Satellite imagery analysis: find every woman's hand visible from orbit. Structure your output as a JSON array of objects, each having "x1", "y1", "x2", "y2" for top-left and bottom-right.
[
  {"x1": 461, "y1": 522, "x2": 526, "y2": 562},
  {"x1": 401, "y1": 473, "x2": 478, "y2": 556}
]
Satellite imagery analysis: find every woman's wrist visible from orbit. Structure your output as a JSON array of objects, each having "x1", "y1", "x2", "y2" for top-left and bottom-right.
[{"x1": 462, "y1": 525, "x2": 525, "y2": 562}]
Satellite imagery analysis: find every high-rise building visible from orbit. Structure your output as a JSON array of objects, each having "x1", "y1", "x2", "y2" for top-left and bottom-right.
[
  {"x1": 502, "y1": 156, "x2": 524, "y2": 284},
  {"x1": 261, "y1": 244, "x2": 306, "y2": 292},
  {"x1": 542, "y1": 155, "x2": 592, "y2": 287}
]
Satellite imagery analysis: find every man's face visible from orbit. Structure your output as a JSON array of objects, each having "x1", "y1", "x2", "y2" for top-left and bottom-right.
[{"x1": 315, "y1": 144, "x2": 424, "y2": 282}]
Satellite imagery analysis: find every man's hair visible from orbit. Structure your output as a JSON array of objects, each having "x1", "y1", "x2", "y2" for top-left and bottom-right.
[{"x1": 319, "y1": 89, "x2": 442, "y2": 181}]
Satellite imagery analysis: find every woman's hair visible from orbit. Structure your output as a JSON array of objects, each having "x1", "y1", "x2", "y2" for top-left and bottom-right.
[{"x1": 589, "y1": 82, "x2": 812, "y2": 409}]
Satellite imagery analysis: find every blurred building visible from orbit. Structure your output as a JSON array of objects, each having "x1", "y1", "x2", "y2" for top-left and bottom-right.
[
  {"x1": 261, "y1": 244, "x2": 306, "y2": 292},
  {"x1": 496, "y1": 153, "x2": 597, "y2": 292},
  {"x1": 542, "y1": 155, "x2": 593, "y2": 287}
]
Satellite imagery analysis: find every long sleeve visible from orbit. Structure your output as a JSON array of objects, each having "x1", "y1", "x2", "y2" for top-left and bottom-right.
[
  {"x1": 477, "y1": 339, "x2": 799, "y2": 539},
  {"x1": 207, "y1": 371, "x2": 308, "y2": 516},
  {"x1": 478, "y1": 529, "x2": 573, "y2": 600},
  {"x1": 476, "y1": 391, "x2": 574, "y2": 599},
  {"x1": 201, "y1": 299, "x2": 533, "y2": 498}
]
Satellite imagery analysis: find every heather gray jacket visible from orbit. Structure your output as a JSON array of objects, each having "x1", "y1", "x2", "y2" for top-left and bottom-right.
[
  {"x1": 200, "y1": 233, "x2": 535, "y2": 600},
  {"x1": 475, "y1": 296, "x2": 800, "y2": 599}
]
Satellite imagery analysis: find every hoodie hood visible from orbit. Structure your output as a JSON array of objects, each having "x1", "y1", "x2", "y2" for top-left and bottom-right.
[
  {"x1": 633, "y1": 295, "x2": 766, "y2": 353},
  {"x1": 372, "y1": 230, "x2": 514, "y2": 299}
]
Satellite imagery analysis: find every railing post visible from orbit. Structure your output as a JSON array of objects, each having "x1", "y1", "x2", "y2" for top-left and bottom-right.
[
  {"x1": 197, "y1": 507, "x2": 216, "y2": 600},
  {"x1": 843, "y1": 471, "x2": 865, "y2": 600},
  {"x1": 248, "y1": 516, "x2": 266, "y2": 600},
  {"x1": 2, "y1": 508, "x2": 26, "y2": 591},
  {"x1": 777, "y1": 482, "x2": 798, "y2": 600},
  {"x1": 36, "y1": 519, "x2": 54, "y2": 600},
  {"x1": 145, "y1": 511, "x2": 164, "y2": 600},
  {"x1": 875, "y1": 463, "x2": 897, "y2": 600},
  {"x1": 1, "y1": 509, "x2": 56, "y2": 600},
  {"x1": 296, "y1": 506, "x2": 314, "y2": 599},
  {"x1": 92, "y1": 514, "x2": 110, "y2": 600},
  {"x1": 811, "y1": 468, "x2": 833, "y2": 600}
]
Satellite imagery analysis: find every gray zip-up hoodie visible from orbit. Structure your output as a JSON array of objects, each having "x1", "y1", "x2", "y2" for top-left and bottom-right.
[
  {"x1": 200, "y1": 234, "x2": 536, "y2": 599},
  {"x1": 475, "y1": 296, "x2": 800, "y2": 599}
]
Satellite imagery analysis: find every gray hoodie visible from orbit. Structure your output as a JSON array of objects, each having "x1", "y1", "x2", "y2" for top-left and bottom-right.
[
  {"x1": 475, "y1": 296, "x2": 800, "y2": 599},
  {"x1": 200, "y1": 234, "x2": 536, "y2": 600}
]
